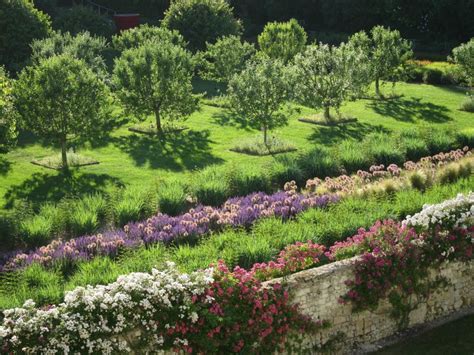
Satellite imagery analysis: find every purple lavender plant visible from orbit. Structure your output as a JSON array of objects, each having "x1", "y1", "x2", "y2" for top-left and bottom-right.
[{"x1": 0, "y1": 191, "x2": 338, "y2": 272}]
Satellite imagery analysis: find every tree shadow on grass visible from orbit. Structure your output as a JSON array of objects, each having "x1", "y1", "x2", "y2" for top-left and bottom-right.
[
  {"x1": 3, "y1": 171, "x2": 123, "y2": 209},
  {"x1": 0, "y1": 156, "x2": 11, "y2": 176},
  {"x1": 211, "y1": 110, "x2": 253, "y2": 130},
  {"x1": 307, "y1": 121, "x2": 390, "y2": 145},
  {"x1": 368, "y1": 97, "x2": 452, "y2": 123},
  {"x1": 114, "y1": 129, "x2": 224, "y2": 171}
]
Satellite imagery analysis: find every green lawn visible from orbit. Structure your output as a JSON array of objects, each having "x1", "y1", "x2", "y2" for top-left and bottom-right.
[{"x1": 0, "y1": 81, "x2": 472, "y2": 210}]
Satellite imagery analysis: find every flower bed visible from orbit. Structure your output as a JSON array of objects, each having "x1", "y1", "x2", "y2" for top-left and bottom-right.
[
  {"x1": 0, "y1": 262, "x2": 322, "y2": 354},
  {"x1": 0, "y1": 190, "x2": 338, "y2": 272},
  {"x1": 0, "y1": 194, "x2": 472, "y2": 353},
  {"x1": 1, "y1": 147, "x2": 471, "y2": 274}
]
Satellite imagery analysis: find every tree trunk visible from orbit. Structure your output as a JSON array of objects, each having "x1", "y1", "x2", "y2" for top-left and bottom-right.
[
  {"x1": 323, "y1": 106, "x2": 331, "y2": 123},
  {"x1": 263, "y1": 125, "x2": 268, "y2": 146},
  {"x1": 155, "y1": 109, "x2": 162, "y2": 134},
  {"x1": 60, "y1": 137, "x2": 68, "y2": 170},
  {"x1": 375, "y1": 78, "x2": 381, "y2": 97}
]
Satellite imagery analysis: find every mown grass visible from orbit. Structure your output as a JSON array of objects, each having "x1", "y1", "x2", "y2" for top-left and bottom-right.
[
  {"x1": 0, "y1": 175, "x2": 472, "y2": 310},
  {"x1": 1, "y1": 81, "x2": 472, "y2": 212}
]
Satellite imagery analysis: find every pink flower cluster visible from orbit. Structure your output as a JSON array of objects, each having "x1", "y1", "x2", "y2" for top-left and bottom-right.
[
  {"x1": 305, "y1": 147, "x2": 472, "y2": 195},
  {"x1": 187, "y1": 260, "x2": 324, "y2": 353},
  {"x1": 251, "y1": 241, "x2": 327, "y2": 280}
]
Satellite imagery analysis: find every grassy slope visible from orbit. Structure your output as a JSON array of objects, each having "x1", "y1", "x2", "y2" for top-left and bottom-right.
[{"x1": 0, "y1": 82, "x2": 472, "y2": 210}]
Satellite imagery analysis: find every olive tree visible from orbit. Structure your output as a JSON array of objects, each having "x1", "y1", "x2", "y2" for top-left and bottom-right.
[
  {"x1": 112, "y1": 25, "x2": 186, "y2": 52},
  {"x1": 227, "y1": 59, "x2": 290, "y2": 144},
  {"x1": 0, "y1": 66, "x2": 17, "y2": 152},
  {"x1": 450, "y1": 38, "x2": 474, "y2": 87},
  {"x1": 112, "y1": 42, "x2": 198, "y2": 134},
  {"x1": 258, "y1": 18, "x2": 307, "y2": 63},
  {"x1": 349, "y1": 26, "x2": 413, "y2": 97},
  {"x1": 30, "y1": 31, "x2": 108, "y2": 76},
  {"x1": 14, "y1": 55, "x2": 111, "y2": 169},
  {"x1": 200, "y1": 35, "x2": 256, "y2": 84},
  {"x1": 292, "y1": 43, "x2": 370, "y2": 122}
]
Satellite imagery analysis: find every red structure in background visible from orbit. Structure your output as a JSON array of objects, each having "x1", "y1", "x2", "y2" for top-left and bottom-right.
[{"x1": 113, "y1": 14, "x2": 140, "y2": 32}]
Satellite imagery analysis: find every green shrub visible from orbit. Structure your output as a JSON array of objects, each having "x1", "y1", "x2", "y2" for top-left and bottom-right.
[
  {"x1": 398, "y1": 132, "x2": 430, "y2": 160},
  {"x1": 0, "y1": 210, "x2": 16, "y2": 252},
  {"x1": 0, "y1": 0, "x2": 52, "y2": 70},
  {"x1": 0, "y1": 66, "x2": 18, "y2": 152},
  {"x1": 112, "y1": 24, "x2": 186, "y2": 52},
  {"x1": 422, "y1": 68, "x2": 443, "y2": 85},
  {"x1": 113, "y1": 186, "x2": 156, "y2": 227},
  {"x1": 224, "y1": 165, "x2": 271, "y2": 197},
  {"x1": 68, "y1": 194, "x2": 108, "y2": 237},
  {"x1": 162, "y1": 0, "x2": 242, "y2": 51},
  {"x1": 296, "y1": 147, "x2": 342, "y2": 179},
  {"x1": 460, "y1": 95, "x2": 474, "y2": 113},
  {"x1": 157, "y1": 180, "x2": 188, "y2": 216},
  {"x1": 335, "y1": 140, "x2": 373, "y2": 172},
  {"x1": 365, "y1": 133, "x2": 405, "y2": 166},
  {"x1": 18, "y1": 204, "x2": 61, "y2": 248},
  {"x1": 268, "y1": 155, "x2": 305, "y2": 187},
  {"x1": 422, "y1": 128, "x2": 458, "y2": 154},
  {"x1": 258, "y1": 18, "x2": 307, "y2": 63},
  {"x1": 409, "y1": 171, "x2": 431, "y2": 191},
  {"x1": 456, "y1": 128, "x2": 474, "y2": 147},
  {"x1": 54, "y1": 5, "x2": 115, "y2": 37},
  {"x1": 189, "y1": 166, "x2": 230, "y2": 206}
]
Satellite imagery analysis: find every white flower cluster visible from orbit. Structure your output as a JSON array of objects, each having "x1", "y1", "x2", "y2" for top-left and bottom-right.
[
  {"x1": 403, "y1": 192, "x2": 474, "y2": 230},
  {"x1": 0, "y1": 262, "x2": 213, "y2": 354}
]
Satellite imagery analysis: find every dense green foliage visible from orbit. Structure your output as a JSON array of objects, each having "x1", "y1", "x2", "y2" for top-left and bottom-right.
[
  {"x1": 0, "y1": 67, "x2": 17, "y2": 152},
  {"x1": 113, "y1": 42, "x2": 198, "y2": 133},
  {"x1": 451, "y1": 38, "x2": 474, "y2": 87},
  {"x1": 53, "y1": 5, "x2": 115, "y2": 37},
  {"x1": 162, "y1": 0, "x2": 242, "y2": 51},
  {"x1": 14, "y1": 55, "x2": 111, "y2": 169},
  {"x1": 30, "y1": 31, "x2": 108, "y2": 75},
  {"x1": 292, "y1": 43, "x2": 369, "y2": 121},
  {"x1": 257, "y1": 18, "x2": 307, "y2": 63},
  {"x1": 112, "y1": 25, "x2": 186, "y2": 52},
  {"x1": 228, "y1": 59, "x2": 290, "y2": 144},
  {"x1": 0, "y1": 0, "x2": 52, "y2": 71},
  {"x1": 349, "y1": 26, "x2": 413, "y2": 97},
  {"x1": 200, "y1": 35, "x2": 255, "y2": 83}
]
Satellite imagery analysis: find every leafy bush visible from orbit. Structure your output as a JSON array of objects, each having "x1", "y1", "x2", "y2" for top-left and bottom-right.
[
  {"x1": 162, "y1": 0, "x2": 242, "y2": 51},
  {"x1": 0, "y1": 66, "x2": 17, "y2": 152},
  {"x1": 112, "y1": 24, "x2": 186, "y2": 51},
  {"x1": 258, "y1": 18, "x2": 307, "y2": 63},
  {"x1": 30, "y1": 30, "x2": 108, "y2": 75},
  {"x1": 450, "y1": 38, "x2": 474, "y2": 87},
  {"x1": 200, "y1": 35, "x2": 255, "y2": 83},
  {"x1": 54, "y1": 5, "x2": 115, "y2": 37},
  {"x1": 460, "y1": 95, "x2": 474, "y2": 112},
  {"x1": 0, "y1": 0, "x2": 52, "y2": 70}
]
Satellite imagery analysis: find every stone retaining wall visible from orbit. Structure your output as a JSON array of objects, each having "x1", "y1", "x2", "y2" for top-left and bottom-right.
[{"x1": 265, "y1": 257, "x2": 474, "y2": 353}]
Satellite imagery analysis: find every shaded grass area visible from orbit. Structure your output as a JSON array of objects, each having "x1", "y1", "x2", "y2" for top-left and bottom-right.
[
  {"x1": 0, "y1": 175, "x2": 472, "y2": 310},
  {"x1": 1, "y1": 81, "x2": 473, "y2": 212}
]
